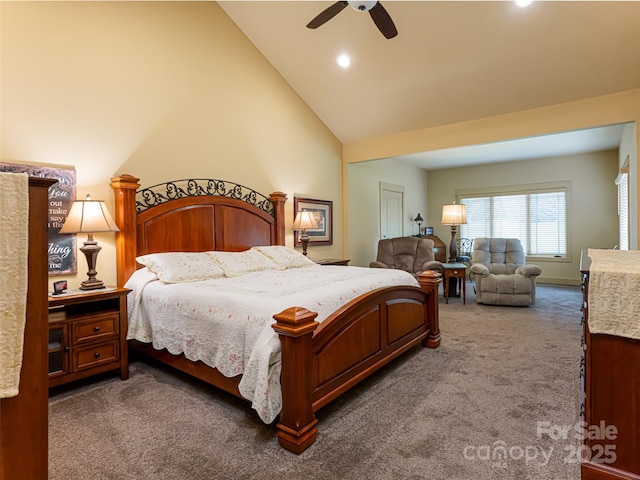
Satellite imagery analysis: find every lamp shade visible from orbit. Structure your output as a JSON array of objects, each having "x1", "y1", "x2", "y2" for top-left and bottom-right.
[
  {"x1": 59, "y1": 194, "x2": 119, "y2": 234},
  {"x1": 441, "y1": 203, "x2": 467, "y2": 226},
  {"x1": 414, "y1": 213, "x2": 424, "y2": 223},
  {"x1": 292, "y1": 210, "x2": 318, "y2": 231}
]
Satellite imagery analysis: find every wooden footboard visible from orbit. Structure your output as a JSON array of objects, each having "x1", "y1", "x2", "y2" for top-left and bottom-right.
[{"x1": 273, "y1": 271, "x2": 441, "y2": 454}]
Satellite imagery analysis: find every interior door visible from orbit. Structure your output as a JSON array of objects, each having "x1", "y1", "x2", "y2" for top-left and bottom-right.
[{"x1": 379, "y1": 182, "x2": 404, "y2": 239}]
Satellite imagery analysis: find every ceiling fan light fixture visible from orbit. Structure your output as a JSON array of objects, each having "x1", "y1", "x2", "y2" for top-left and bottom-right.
[{"x1": 348, "y1": 1, "x2": 377, "y2": 12}]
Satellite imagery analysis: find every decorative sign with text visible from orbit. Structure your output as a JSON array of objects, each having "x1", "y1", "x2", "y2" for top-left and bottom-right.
[{"x1": 0, "y1": 162, "x2": 77, "y2": 276}]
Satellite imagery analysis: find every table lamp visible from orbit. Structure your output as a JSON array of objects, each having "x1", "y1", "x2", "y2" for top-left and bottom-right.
[
  {"x1": 60, "y1": 194, "x2": 120, "y2": 290},
  {"x1": 441, "y1": 202, "x2": 467, "y2": 263},
  {"x1": 293, "y1": 210, "x2": 318, "y2": 256},
  {"x1": 414, "y1": 213, "x2": 424, "y2": 235}
]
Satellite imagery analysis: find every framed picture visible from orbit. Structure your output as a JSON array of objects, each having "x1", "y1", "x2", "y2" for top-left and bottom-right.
[
  {"x1": 0, "y1": 162, "x2": 77, "y2": 276},
  {"x1": 294, "y1": 197, "x2": 333, "y2": 246},
  {"x1": 425, "y1": 226, "x2": 434, "y2": 236}
]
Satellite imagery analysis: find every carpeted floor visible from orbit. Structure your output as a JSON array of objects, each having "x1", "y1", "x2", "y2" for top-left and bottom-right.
[{"x1": 48, "y1": 284, "x2": 583, "y2": 480}]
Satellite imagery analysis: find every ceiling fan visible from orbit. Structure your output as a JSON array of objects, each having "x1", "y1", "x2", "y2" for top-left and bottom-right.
[{"x1": 306, "y1": 1, "x2": 398, "y2": 39}]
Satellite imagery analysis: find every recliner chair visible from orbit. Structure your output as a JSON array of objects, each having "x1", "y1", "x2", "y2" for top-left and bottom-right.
[
  {"x1": 370, "y1": 236, "x2": 443, "y2": 278},
  {"x1": 469, "y1": 237, "x2": 542, "y2": 306}
]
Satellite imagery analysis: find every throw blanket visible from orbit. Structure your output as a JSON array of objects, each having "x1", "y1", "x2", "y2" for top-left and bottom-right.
[
  {"x1": 588, "y1": 248, "x2": 640, "y2": 340},
  {"x1": 0, "y1": 172, "x2": 29, "y2": 398}
]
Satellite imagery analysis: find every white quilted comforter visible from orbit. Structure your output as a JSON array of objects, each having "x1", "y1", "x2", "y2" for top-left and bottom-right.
[{"x1": 125, "y1": 265, "x2": 419, "y2": 423}]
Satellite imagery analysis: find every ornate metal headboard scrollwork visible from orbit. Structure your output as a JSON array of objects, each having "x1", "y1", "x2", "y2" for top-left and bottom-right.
[{"x1": 136, "y1": 178, "x2": 275, "y2": 216}]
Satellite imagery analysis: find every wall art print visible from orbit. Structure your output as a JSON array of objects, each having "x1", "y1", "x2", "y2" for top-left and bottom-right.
[
  {"x1": 0, "y1": 162, "x2": 77, "y2": 276},
  {"x1": 293, "y1": 197, "x2": 333, "y2": 246}
]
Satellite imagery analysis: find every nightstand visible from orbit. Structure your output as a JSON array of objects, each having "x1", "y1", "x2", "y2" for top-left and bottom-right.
[
  {"x1": 443, "y1": 263, "x2": 467, "y2": 304},
  {"x1": 316, "y1": 259, "x2": 350, "y2": 266},
  {"x1": 48, "y1": 287, "x2": 130, "y2": 388}
]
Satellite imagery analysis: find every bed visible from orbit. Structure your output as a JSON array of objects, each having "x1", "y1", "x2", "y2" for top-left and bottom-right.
[{"x1": 110, "y1": 174, "x2": 442, "y2": 454}]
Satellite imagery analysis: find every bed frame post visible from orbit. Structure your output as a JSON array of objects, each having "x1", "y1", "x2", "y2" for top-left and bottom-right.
[
  {"x1": 418, "y1": 271, "x2": 442, "y2": 348},
  {"x1": 269, "y1": 191, "x2": 287, "y2": 246},
  {"x1": 110, "y1": 174, "x2": 140, "y2": 287},
  {"x1": 272, "y1": 307, "x2": 320, "y2": 454}
]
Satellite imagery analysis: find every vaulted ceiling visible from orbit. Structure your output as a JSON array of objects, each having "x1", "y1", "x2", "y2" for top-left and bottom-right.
[{"x1": 220, "y1": 1, "x2": 640, "y2": 168}]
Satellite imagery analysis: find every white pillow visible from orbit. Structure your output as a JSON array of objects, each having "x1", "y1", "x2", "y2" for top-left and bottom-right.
[
  {"x1": 136, "y1": 252, "x2": 225, "y2": 283},
  {"x1": 208, "y1": 249, "x2": 281, "y2": 277},
  {"x1": 252, "y1": 245, "x2": 318, "y2": 269}
]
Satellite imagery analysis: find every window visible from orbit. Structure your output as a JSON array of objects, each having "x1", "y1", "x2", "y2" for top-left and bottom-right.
[
  {"x1": 616, "y1": 165, "x2": 629, "y2": 250},
  {"x1": 459, "y1": 187, "x2": 567, "y2": 257}
]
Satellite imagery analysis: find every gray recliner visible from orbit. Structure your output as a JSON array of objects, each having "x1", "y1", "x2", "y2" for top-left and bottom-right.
[
  {"x1": 469, "y1": 238, "x2": 542, "y2": 306},
  {"x1": 370, "y1": 236, "x2": 443, "y2": 278}
]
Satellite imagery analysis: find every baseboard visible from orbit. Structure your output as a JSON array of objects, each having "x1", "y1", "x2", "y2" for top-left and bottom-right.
[{"x1": 537, "y1": 276, "x2": 581, "y2": 286}]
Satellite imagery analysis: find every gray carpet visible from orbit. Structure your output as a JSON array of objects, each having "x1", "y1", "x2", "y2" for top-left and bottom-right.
[{"x1": 48, "y1": 284, "x2": 582, "y2": 480}]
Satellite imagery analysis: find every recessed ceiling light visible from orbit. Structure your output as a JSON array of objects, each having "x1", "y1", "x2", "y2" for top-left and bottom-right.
[
  {"x1": 337, "y1": 54, "x2": 351, "y2": 68},
  {"x1": 516, "y1": 0, "x2": 533, "y2": 7}
]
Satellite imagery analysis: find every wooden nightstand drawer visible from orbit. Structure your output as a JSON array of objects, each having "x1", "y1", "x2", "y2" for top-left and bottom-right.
[
  {"x1": 72, "y1": 312, "x2": 119, "y2": 345},
  {"x1": 73, "y1": 340, "x2": 119, "y2": 371}
]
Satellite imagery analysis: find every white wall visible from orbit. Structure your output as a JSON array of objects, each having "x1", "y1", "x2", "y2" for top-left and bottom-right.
[{"x1": 348, "y1": 158, "x2": 429, "y2": 267}]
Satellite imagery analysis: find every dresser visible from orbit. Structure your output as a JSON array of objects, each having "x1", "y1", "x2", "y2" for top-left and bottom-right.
[
  {"x1": 580, "y1": 251, "x2": 640, "y2": 479},
  {"x1": 0, "y1": 177, "x2": 56, "y2": 480}
]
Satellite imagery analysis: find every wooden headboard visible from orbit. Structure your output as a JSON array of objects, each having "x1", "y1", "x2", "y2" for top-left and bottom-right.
[{"x1": 110, "y1": 175, "x2": 287, "y2": 287}]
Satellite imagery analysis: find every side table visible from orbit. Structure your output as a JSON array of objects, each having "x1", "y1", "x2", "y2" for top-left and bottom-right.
[
  {"x1": 48, "y1": 287, "x2": 130, "y2": 388},
  {"x1": 443, "y1": 263, "x2": 467, "y2": 304}
]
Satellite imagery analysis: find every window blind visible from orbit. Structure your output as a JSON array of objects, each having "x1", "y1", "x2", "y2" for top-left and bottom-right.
[
  {"x1": 616, "y1": 170, "x2": 629, "y2": 250},
  {"x1": 460, "y1": 188, "x2": 567, "y2": 256}
]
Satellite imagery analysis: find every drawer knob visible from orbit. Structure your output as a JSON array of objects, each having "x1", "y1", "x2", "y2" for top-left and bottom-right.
[
  {"x1": 94, "y1": 352, "x2": 100, "y2": 358},
  {"x1": 94, "y1": 326, "x2": 100, "y2": 332}
]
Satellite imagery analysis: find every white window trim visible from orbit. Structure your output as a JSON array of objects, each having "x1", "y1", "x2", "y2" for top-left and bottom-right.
[{"x1": 457, "y1": 181, "x2": 572, "y2": 263}]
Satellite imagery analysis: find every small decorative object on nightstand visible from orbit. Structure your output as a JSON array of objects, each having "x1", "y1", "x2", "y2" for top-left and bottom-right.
[
  {"x1": 47, "y1": 287, "x2": 130, "y2": 388},
  {"x1": 443, "y1": 263, "x2": 466, "y2": 304},
  {"x1": 316, "y1": 258, "x2": 350, "y2": 266}
]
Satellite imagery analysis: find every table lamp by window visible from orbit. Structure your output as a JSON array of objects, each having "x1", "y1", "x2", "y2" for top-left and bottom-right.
[
  {"x1": 441, "y1": 202, "x2": 467, "y2": 263},
  {"x1": 414, "y1": 213, "x2": 424, "y2": 235},
  {"x1": 60, "y1": 194, "x2": 120, "y2": 290},
  {"x1": 293, "y1": 210, "x2": 318, "y2": 256}
]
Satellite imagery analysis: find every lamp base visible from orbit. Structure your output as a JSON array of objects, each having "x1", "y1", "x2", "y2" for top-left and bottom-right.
[
  {"x1": 79, "y1": 278, "x2": 106, "y2": 290},
  {"x1": 79, "y1": 234, "x2": 106, "y2": 290},
  {"x1": 448, "y1": 225, "x2": 459, "y2": 263},
  {"x1": 301, "y1": 235, "x2": 310, "y2": 256}
]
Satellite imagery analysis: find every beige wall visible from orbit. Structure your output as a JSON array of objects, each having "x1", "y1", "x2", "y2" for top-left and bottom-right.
[
  {"x1": 344, "y1": 90, "x2": 640, "y2": 254},
  {"x1": 348, "y1": 158, "x2": 429, "y2": 267},
  {"x1": 427, "y1": 150, "x2": 619, "y2": 285},
  {"x1": 1, "y1": 2, "x2": 344, "y2": 290}
]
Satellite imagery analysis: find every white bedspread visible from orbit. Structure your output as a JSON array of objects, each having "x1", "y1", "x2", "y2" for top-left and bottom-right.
[{"x1": 125, "y1": 265, "x2": 419, "y2": 423}]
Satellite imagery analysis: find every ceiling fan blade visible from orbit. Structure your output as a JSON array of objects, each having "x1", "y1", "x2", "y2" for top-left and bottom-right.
[
  {"x1": 369, "y1": 2, "x2": 397, "y2": 39},
  {"x1": 307, "y1": 1, "x2": 349, "y2": 29}
]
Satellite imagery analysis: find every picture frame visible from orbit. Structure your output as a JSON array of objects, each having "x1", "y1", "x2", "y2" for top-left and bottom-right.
[
  {"x1": 293, "y1": 197, "x2": 333, "y2": 246},
  {"x1": 425, "y1": 226, "x2": 434, "y2": 236},
  {"x1": 0, "y1": 162, "x2": 77, "y2": 276}
]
